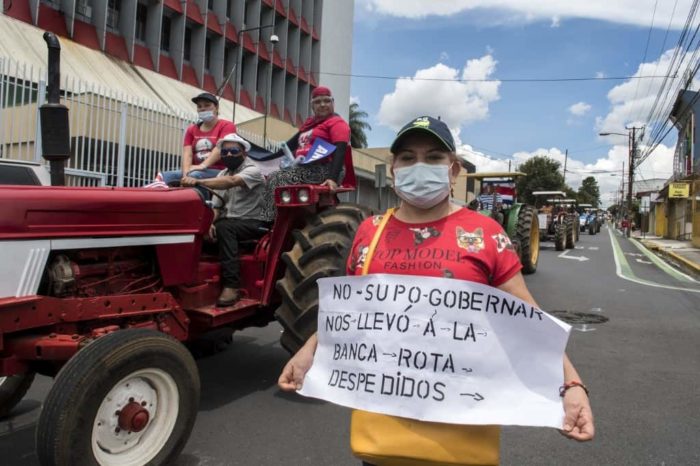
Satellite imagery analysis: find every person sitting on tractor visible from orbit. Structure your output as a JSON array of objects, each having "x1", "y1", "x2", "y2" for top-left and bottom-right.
[
  {"x1": 182, "y1": 133, "x2": 267, "y2": 307},
  {"x1": 478, "y1": 184, "x2": 503, "y2": 211},
  {"x1": 160, "y1": 92, "x2": 236, "y2": 187},
  {"x1": 478, "y1": 184, "x2": 504, "y2": 224},
  {"x1": 260, "y1": 86, "x2": 352, "y2": 222}
]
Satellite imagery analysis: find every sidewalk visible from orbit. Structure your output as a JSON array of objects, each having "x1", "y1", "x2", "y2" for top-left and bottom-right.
[{"x1": 633, "y1": 232, "x2": 700, "y2": 276}]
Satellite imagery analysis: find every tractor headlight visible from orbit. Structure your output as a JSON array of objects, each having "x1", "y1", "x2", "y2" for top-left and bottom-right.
[
  {"x1": 297, "y1": 188, "x2": 310, "y2": 203},
  {"x1": 280, "y1": 190, "x2": 292, "y2": 204}
]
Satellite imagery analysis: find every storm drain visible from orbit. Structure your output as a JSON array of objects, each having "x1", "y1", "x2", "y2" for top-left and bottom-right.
[{"x1": 549, "y1": 311, "x2": 609, "y2": 325}]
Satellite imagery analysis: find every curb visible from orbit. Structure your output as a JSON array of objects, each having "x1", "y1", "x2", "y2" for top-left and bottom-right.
[{"x1": 640, "y1": 240, "x2": 700, "y2": 275}]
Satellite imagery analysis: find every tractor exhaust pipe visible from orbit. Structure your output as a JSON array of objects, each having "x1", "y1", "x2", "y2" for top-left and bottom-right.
[{"x1": 40, "y1": 32, "x2": 71, "y2": 186}]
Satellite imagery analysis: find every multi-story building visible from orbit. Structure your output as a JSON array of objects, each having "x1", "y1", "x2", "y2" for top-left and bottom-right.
[
  {"x1": 2, "y1": 0, "x2": 353, "y2": 123},
  {"x1": 0, "y1": 0, "x2": 355, "y2": 188}
]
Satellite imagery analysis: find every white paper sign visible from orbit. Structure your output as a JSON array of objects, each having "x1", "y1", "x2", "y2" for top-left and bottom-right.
[{"x1": 298, "y1": 274, "x2": 571, "y2": 428}]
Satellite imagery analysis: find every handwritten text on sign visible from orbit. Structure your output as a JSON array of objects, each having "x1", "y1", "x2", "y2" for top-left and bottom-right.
[{"x1": 298, "y1": 274, "x2": 571, "y2": 428}]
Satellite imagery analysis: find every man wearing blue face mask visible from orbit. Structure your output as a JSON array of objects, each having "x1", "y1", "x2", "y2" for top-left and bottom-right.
[
  {"x1": 182, "y1": 133, "x2": 267, "y2": 306},
  {"x1": 159, "y1": 92, "x2": 236, "y2": 187}
]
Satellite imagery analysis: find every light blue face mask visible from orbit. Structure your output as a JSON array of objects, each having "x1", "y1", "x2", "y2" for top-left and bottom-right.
[
  {"x1": 198, "y1": 110, "x2": 215, "y2": 123},
  {"x1": 394, "y1": 163, "x2": 451, "y2": 209}
]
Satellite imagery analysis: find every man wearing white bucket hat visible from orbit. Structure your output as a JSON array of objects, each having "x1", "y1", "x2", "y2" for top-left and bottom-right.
[{"x1": 183, "y1": 133, "x2": 267, "y2": 306}]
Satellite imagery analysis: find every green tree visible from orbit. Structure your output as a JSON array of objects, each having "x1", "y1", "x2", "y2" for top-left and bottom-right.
[
  {"x1": 577, "y1": 176, "x2": 601, "y2": 207},
  {"x1": 349, "y1": 102, "x2": 372, "y2": 148},
  {"x1": 516, "y1": 156, "x2": 566, "y2": 205}
]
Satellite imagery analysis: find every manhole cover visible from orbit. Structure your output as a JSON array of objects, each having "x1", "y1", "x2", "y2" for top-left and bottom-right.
[{"x1": 549, "y1": 311, "x2": 609, "y2": 325}]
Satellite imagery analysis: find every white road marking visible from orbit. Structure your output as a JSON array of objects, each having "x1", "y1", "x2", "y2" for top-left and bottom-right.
[
  {"x1": 608, "y1": 228, "x2": 700, "y2": 293},
  {"x1": 558, "y1": 249, "x2": 589, "y2": 262},
  {"x1": 635, "y1": 258, "x2": 653, "y2": 264},
  {"x1": 574, "y1": 324, "x2": 597, "y2": 332},
  {"x1": 588, "y1": 247, "x2": 599, "y2": 250}
]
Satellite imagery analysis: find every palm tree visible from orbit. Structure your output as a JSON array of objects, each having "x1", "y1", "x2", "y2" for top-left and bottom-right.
[{"x1": 349, "y1": 102, "x2": 372, "y2": 148}]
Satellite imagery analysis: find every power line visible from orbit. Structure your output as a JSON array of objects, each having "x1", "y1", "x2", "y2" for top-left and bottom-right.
[
  {"x1": 629, "y1": 0, "x2": 659, "y2": 124},
  {"x1": 319, "y1": 70, "x2": 675, "y2": 83}
]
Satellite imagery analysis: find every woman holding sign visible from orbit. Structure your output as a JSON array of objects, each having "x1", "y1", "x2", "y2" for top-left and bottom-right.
[
  {"x1": 260, "y1": 86, "x2": 352, "y2": 222},
  {"x1": 279, "y1": 116, "x2": 594, "y2": 465}
]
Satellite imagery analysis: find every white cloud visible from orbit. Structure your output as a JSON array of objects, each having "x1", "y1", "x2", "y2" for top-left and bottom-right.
[
  {"x1": 550, "y1": 16, "x2": 561, "y2": 28},
  {"x1": 439, "y1": 51, "x2": 450, "y2": 62},
  {"x1": 595, "y1": 47, "x2": 700, "y2": 137},
  {"x1": 457, "y1": 143, "x2": 674, "y2": 207},
  {"x1": 359, "y1": 0, "x2": 690, "y2": 29},
  {"x1": 377, "y1": 55, "x2": 500, "y2": 137},
  {"x1": 350, "y1": 96, "x2": 361, "y2": 105},
  {"x1": 595, "y1": 71, "x2": 606, "y2": 79},
  {"x1": 569, "y1": 102, "x2": 592, "y2": 117}
]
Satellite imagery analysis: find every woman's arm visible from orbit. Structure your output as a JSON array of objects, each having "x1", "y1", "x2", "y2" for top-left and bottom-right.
[
  {"x1": 191, "y1": 146, "x2": 221, "y2": 172},
  {"x1": 181, "y1": 146, "x2": 194, "y2": 174},
  {"x1": 498, "y1": 273, "x2": 594, "y2": 441}
]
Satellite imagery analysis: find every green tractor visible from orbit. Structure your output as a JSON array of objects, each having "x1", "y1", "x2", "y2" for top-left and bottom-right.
[
  {"x1": 467, "y1": 172, "x2": 539, "y2": 274},
  {"x1": 532, "y1": 191, "x2": 579, "y2": 251}
]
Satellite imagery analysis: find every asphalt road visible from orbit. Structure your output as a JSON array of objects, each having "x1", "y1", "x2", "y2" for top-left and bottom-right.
[{"x1": 2, "y1": 223, "x2": 699, "y2": 465}]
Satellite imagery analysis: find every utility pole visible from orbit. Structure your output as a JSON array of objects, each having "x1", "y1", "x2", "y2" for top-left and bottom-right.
[
  {"x1": 563, "y1": 149, "x2": 568, "y2": 184},
  {"x1": 626, "y1": 126, "x2": 643, "y2": 238}
]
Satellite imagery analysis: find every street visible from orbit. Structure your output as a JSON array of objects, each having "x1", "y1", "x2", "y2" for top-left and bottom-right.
[{"x1": 1, "y1": 224, "x2": 699, "y2": 465}]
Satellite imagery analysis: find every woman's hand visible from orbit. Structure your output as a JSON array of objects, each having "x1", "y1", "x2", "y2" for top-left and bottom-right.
[
  {"x1": 560, "y1": 386, "x2": 595, "y2": 441},
  {"x1": 321, "y1": 179, "x2": 338, "y2": 192},
  {"x1": 278, "y1": 335, "x2": 317, "y2": 391}
]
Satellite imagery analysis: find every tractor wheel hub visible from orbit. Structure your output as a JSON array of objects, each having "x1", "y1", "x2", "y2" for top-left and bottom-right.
[{"x1": 118, "y1": 401, "x2": 150, "y2": 432}]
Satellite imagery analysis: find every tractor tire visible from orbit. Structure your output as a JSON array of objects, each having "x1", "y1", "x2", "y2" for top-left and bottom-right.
[
  {"x1": 515, "y1": 205, "x2": 539, "y2": 275},
  {"x1": 554, "y1": 223, "x2": 566, "y2": 251},
  {"x1": 589, "y1": 222, "x2": 596, "y2": 235},
  {"x1": 596, "y1": 223, "x2": 601, "y2": 234},
  {"x1": 565, "y1": 218, "x2": 575, "y2": 249},
  {"x1": 0, "y1": 372, "x2": 35, "y2": 418},
  {"x1": 36, "y1": 329, "x2": 199, "y2": 466},
  {"x1": 275, "y1": 203, "x2": 372, "y2": 354}
]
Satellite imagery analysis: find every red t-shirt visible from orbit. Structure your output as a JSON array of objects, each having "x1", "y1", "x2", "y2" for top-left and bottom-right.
[
  {"x1": 295, "y1": 114, "x2": 350, "y2": 158},
  {"x1": 183, "y1": 119, "x2": 236, "y2": 169},
  {"x1": 346, "y1": 208, "x2": 522, "y2": 286}
]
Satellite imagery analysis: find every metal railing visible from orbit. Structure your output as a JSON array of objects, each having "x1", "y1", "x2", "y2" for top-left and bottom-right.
[{"x1": 0, "y1": 56, "x2": 280, "y2": 187}]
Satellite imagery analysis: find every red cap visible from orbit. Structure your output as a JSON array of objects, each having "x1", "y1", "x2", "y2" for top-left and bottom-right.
[{"x1": 311, "y1": 86, "x2": 332, "y2": 98}]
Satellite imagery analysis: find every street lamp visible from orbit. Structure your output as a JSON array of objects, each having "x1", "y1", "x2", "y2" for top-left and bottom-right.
[
  {"x1": 599, "y1": 127, "x2": 644, "y2": 237},
  {"x1": 232, "y1": 24, "x2": 276, "y2": 124},
  {"x1": 263, "y1": 34, "x2": 279, "y2": 148}
]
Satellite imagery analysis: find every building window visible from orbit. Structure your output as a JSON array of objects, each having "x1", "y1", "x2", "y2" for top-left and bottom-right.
[
  {"x1": 205, "y1": 38, "x2": 212, "y2": 71},
  {"x1": 161, "y1": 16, "x2": 171, "y2": 52},
  {"x1": 208, "y1": 0, "x2": 214, "y2": 11},
  {"x1": 75, "y1": 0, "x2": 93, "y2": 20},
  {"x1": 40, "y1": 0, "x2": 61, "y2": 10},
  {"x1": 184, "y1": 27, "x2": 192, "y2": 62},
  {"x1": 224, "y1": 45, "x2": 233, "y2": 76},
  {"x1": 135, "y1": 3, "x2": 148, "y2": 43},
  {"x1": 107, "y1": 0, "x2": 121, "y2": 31},
  {"x1": 226, "y1": 1, "x2": 233, "y2": 19}
]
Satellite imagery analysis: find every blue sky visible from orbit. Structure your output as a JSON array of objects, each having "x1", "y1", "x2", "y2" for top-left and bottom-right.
[{"x1": 349, "y1": 0, "x2": 692, "y2": 205}]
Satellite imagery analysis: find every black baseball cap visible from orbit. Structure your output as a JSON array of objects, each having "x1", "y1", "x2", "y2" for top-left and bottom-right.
[
  {"x1": 390, "y1": 116, "x2": 456, "y2": 153},
  {"x1": 191, "y1": 92, "x2": 219, "y2": 106}
]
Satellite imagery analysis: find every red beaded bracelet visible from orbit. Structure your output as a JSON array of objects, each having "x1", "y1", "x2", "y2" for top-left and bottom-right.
[{"x1": 559, "y1": 381, "x2": 589, "y2": 397}]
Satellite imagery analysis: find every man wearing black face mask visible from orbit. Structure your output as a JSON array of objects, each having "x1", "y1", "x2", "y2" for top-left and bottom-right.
[{"x1": 182, "y1": 133, "x2": 267, "y2": 306}]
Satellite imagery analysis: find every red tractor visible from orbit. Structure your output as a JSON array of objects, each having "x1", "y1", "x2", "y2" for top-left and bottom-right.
[
  {"x1": 0, "y1": 181, "x2": 369, "y2": 465},
  {"x1": 0, "y1": 32, "x2": 370, "y2": 466}
]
